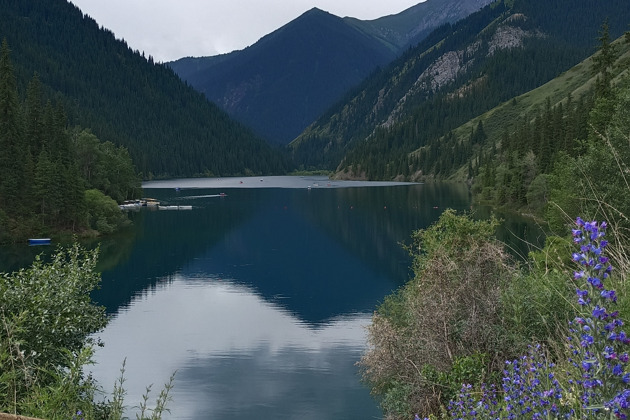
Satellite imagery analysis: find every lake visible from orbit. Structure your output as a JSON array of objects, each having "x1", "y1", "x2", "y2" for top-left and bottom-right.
[{"x1": 0, "y1": 177, "x2": 544, "y2": 419}]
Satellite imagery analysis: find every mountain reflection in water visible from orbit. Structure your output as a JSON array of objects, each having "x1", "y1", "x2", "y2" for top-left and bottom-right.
[{"x1": 91, "y1": 275, "x2": 378, "y2": 420}]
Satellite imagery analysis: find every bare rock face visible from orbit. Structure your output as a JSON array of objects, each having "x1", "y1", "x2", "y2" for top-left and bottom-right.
[
  {"x1": 379, "y1": 13, "x2": 545, "y2": 129},
  {"x1": 419, "y1": 50, "x2": 471, "y2": 91}
]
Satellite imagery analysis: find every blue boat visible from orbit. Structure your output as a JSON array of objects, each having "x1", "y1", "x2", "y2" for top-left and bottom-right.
[{"x1": 28, "y1": 238, "x2": 51, "y2": 246}]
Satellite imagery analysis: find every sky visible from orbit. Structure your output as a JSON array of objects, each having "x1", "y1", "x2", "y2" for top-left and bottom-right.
[{"x1": 69, "y1": 0, "x2": 424, "y2": 63}]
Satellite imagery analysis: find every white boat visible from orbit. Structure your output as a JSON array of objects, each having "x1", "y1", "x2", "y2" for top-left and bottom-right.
[{"x1": 158, "y1": 205, "x2": 192, "y2": 210}]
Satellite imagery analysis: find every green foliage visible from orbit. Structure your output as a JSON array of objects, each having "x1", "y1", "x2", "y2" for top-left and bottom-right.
[
  {"x1": 360, "y1": 211, "x2": 602, "y2": 419},
  {"x1": 0, "y1": 2, "x2": 289, "y2": 178},
  {"x1": 73, "y1": 130, "x2": 141, "y2": 204},
  {"x1": 0, "y1": 245, "x2": 175, "y2": 419},
  {"x1": 360, "y1": 210, "x2": 516, "y2": 418},
  {"x1": 84, "y1": 189, "x2": 131, "y2": 235},
  {"x1": 500, "y1": 267, "x2": 573, "y2": 347},
  {"x1": 547, "y1": 76, "x2": 630, "y2": 233},
  {"x1": 0, "y1": 244, "x2": 106, "y2": 416},
  {"x1": 380, "y1": 381, "x2": 414, "y2": 420},
  {"x1": 0, "y1": 39, "x2": 25, "y2": 218},
  {"x1": 525, "y1": 173, "x2": 550, "y2": 214},
  {"x1": 0, "y1": 43, "x2": 143, "y2": 242},
  {"x1": 421, "y1": 353, "x2": 492, "y2": 407},
  {"x1": 15, "y1": 347, "x2": 100, "y2": 420},
  {"x1": 592, "y1": 19, "x2": 618, "y2": 98}
]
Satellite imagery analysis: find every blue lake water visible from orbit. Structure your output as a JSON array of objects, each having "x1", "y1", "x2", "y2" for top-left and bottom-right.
[{"x1": 0, "y1": 177, "x2": 543, "y2": 419}]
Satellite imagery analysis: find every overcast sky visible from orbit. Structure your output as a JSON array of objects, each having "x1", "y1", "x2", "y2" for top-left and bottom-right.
[{"x1": 69, "y1": 0, "x2": 424, "y2": 63}]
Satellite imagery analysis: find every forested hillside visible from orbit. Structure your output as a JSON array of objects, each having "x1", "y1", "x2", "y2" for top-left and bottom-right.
[
  {"x1": 290, "y1": 0, "x2": 630, "y2": 179},
  {"x1": 0, "y1": 41, "x2": 141, "y2": 242},
  {"x1": 359, "y1": 31, "x2": 630, "y2": 420},
  {"x1": 0, "y1": 0, "x2": 289, "y2": 178}
]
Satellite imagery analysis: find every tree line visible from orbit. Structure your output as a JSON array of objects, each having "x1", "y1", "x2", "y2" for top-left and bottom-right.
[
  {"x1": 0, "y1": 40, "x2": 141, "y2": 243},
  {"x1": 475, "y1": 21, "x2": 630, "y2": 223}
]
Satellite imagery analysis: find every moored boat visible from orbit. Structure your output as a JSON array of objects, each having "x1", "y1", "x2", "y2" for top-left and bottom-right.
[
  {"x1": 28, "y1": 238, "x2": 51, "y2": 246},
  {"x1": 158, "y1": 205, "x2": 192, "y2": 210},
  {"x1": 144, "y1": 198, "x2": 160, "y2": 207}
]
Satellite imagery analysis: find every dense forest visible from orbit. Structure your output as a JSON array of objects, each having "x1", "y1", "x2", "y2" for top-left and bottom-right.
[
  {"x1": 0, "y1": 0, "x2": 289, "y2": 178},
  {"x1": 0, "y1": 41, "x2": 140, "y2": 243}
]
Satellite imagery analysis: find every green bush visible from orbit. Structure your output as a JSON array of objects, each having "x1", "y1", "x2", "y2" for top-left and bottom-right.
[
  {"x1": 360, "y1": 210, "x2": 517, "y2": 419},
  {"x1": 0, "y1": 244, "x2": 174, "y2": 419},
  {"x1": 0, "y1": 244, "x2": 106, "y2": 416},
  {"x1": 84, "y1": 189, "x2": 130, "y2": 235}
]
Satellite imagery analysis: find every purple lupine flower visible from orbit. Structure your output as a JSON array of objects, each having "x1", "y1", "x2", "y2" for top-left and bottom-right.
[
  {"x1": 601, "y1": 289, "x2": 617, "y2": 302},
  {"x1": 443, "y1": 217, "x2": 627, "y2": 420},
  {"x1": 592, "y1": 305, "x2": 606, "y2": 319}
]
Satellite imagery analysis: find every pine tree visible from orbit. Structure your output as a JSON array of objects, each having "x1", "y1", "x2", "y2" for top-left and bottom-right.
[
  {"x1": 592, "y1": 19, "x2": 618, "y2": 99},
  {"x1": 0, "y1": 39, "x2": 25, "y2": 216}
]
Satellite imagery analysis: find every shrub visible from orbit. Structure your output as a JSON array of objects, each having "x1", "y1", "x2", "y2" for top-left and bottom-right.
[
  {"x1": 360, "y1": 210, "x2": 516, "y2": 418},
  {"x1": 0, "y1": 244, "x2": 107, "y2": 416},
  {"x1": 0, "y1": 244, "x2": 174, "y2": 419},
  {"x1": 84, "y1": 189, "x2": 130, "y2": 235}
]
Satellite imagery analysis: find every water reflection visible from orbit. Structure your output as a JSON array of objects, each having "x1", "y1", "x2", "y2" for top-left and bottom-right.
[
  {"x1": 93, "y1": 183, "x2": 473, "y2": 321},
  {"x1": 91, "y1": 274, "x2": 379, "y2": 420}
]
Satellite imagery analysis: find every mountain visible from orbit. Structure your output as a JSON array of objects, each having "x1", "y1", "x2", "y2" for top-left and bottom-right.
[
  {"x1": 344, "y1": 0, "x2": 495, "y2": 52},
  {"x1": 290, "y1": 0, "x2": 630, "y2": 178},
  {"x1": 0, "y1": 0, "x2": 289, "y2": 178},
  {"x1": 169, "y1": 8, "x2": 395, "y2": 145},
  {"x1": 169, "y1": 0, "x2": 494, "y2": 145}
]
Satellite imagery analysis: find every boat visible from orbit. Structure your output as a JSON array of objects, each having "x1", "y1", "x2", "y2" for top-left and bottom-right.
[
  {"x1": 119, "y1": 200, "x2": 142, "y2": 210},
  {"x1": 158, "y1": 205, "x2": 193, "y2": 210},
  {"x1": 144, "y1": 198, "x2": 160, "y2": 207},
  {"x1": 28, "y1": 238, "x2": 51, "y2": 246}
]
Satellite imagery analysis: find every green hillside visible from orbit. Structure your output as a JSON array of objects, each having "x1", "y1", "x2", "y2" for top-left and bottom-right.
[
  {"x1": 0, "y1": 0, "x2": 289, "y2": 178},
  {"x1": 446, "y1": 35, "x2": 630, "y2": 182}
]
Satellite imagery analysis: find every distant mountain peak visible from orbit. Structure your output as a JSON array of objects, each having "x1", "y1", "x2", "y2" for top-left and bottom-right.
[{"x1": 304, "y1": 7, "x2": 328, "y2": 15}]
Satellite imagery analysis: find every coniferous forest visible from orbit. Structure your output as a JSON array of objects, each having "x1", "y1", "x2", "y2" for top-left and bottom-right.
[
  {"x1": 0, "y1": 40, "x2": 141, "y2": 242},
  {"x1": 359, "y1": 37, "x2": 630, "y2": 419},
  {"x1": 0, "y1": 0, "x2": 290, "y2": 179},
  {"x1": 292, "y1": 0, "x2": 630, "y2": 183}
]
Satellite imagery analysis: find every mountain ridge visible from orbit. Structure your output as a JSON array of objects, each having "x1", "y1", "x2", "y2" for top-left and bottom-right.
[
  {"x1": 169, "y1": 0, "x2": 494, "y2": 144},
  {"x1": 344, "y1": 0, "x2": 495, "y2": 52}
]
